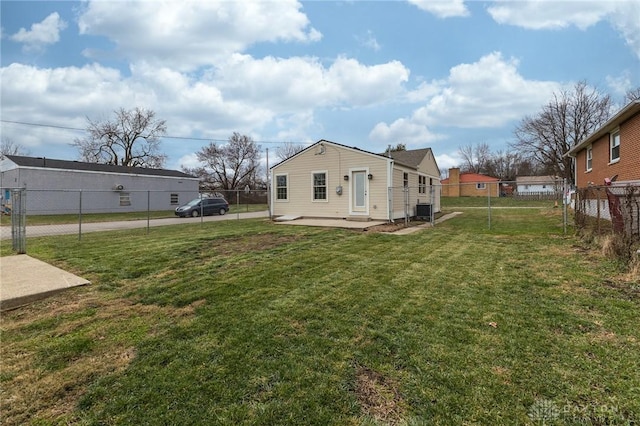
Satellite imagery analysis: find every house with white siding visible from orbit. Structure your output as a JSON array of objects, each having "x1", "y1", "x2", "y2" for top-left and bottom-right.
[{"x1": 269, "y1": 140, "x2": 441, "y2": 222}]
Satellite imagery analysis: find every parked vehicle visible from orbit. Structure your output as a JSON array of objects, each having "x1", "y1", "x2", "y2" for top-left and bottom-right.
[{"x1": 175, "y1": 197, "x2": 229, "y2": 217}]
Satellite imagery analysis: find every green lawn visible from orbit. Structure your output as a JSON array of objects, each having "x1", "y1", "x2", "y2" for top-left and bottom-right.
[
  {"x1": 1, "y1": 208, "x2": 638, "y2": 425},
  {"x1": 441, "y1": 196, "x2": 559, "y2": 209}
]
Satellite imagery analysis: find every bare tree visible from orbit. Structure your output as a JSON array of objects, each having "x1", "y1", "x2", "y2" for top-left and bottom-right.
[
  {"x1": 184, "y1": 132, "x2": 262, "y2": 191},
  {"x1": 511, "y1": 81, "x2": 612, "y2": 184},
  {"x1": 625, "y1": 87, "x2": 640, "y2": 103},
  {"x1": 0, "y1": 137, "x2": 30, "y2": 159},
  {"x1": 458, "y1": 142, "x2": 491, "y2": 174},
  {"x1": 484, "y1": 150, "x2": 521, "y2": 181},
  {"x1": 73, "y1": 107, "x2": 167, "y2": 168},
  {"x1": 275, "y1": 142, "x2": 305, "y2": 161}
]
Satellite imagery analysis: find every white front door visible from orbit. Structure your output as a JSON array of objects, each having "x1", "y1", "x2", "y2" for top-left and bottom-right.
[{"x1": 352, "y1": 170, "x2": 368, "y2": 214}]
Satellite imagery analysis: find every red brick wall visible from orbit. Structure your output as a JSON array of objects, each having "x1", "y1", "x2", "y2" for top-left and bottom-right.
[{"x1": 575, "y1": 112, "x2": 640, "y2": 188}]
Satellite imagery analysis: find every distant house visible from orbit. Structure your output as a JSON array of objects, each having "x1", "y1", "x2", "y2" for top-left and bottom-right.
[
  {"x1": 441, "y1": 168, "x2": 500, "y2": 197},
  {"x1": 0, "y1": 155, "x2": 199, "y2": 215},
  {"x1": 269, "y1": 140, "x2": 441, "y2": 221},
  {"x1": 565, "y1": 100, "x2": 640, "y2": 188},
  {"x1": 515, "y1": 176, "x2": 562, "y2": 194}
]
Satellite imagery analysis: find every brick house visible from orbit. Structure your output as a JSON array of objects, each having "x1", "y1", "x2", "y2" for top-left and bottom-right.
[
  {"x1": 441, "y1": 167, "x2": 500, "y2": 197},
  {"x1": 565, "y1": 100, "x2": 640, "y2": 187}
]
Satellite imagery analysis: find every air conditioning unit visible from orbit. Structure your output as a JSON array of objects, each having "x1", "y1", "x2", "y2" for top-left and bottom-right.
[{"x1": 113, "y1": 184, "x2": 124, "y2": 191}]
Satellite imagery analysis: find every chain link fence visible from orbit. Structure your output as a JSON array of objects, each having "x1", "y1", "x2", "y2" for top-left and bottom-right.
[
  {"x1": 0, "y1": 188, "x2": 269, "y2": 247},
  {"x1": 575, "y1": 184, "x2": 640, "y2": 244},
  {"x1": 439, "y1": 179, "x2": 570, "y2": 232}
]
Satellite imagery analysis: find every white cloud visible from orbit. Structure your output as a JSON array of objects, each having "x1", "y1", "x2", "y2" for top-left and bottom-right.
[
  {"x1": 356, "y1": 30, "x2": 381, "y2": 51},
  {"x1": 213, "y1": 54, "x2": 410, "y2": 109},
  {"x1": 435, "y1": 153, "x2": 462, "y2": 171},
  {"x1": 177, "y1": 153, "x2": 201, "y2": 170},
  {"x1": 369, "y1": 117, "x2": 443, "y2": 146},
  {"x1": 487, "y1": 0, "x2": 640, "y2": 58},
  {"x1": 10, "y1": 12, "x2": 67, "y2": 51},
  {"x1": 408, "y1": 0, "x2": 469, "y2": 18},
  {"x1": 606, "y1": 71, "x2": 634, "y2": 97},
  {"x1": 77, "y1": 0, "x2": 321, "y2": 70},
  {"x1": 370, "y1": 52, "x2": 561, "y2": 144},
  {"x1": 1, "y1": 49, "x2": 410, "y2": 156}
]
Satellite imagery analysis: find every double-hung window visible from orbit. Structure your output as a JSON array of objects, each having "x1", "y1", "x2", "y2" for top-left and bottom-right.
[
  {"x1": 610, "y1": 130, "x2": 620, "y2": 163},
  {"x1": 276, "y1": 174, "x2": 288, "y2": 201},
  {"x1": 418, "y1": 176, "x2": 426, "y2": 194},
  {"x1": 585, "y1": 146, "x2": 593, "y2": 171},
  {"x1": 312, "y1": 171, "x2": 327, "y2": 201}
]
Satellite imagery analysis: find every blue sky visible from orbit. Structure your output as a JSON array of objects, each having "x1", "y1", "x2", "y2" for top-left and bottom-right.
[{"x1": 1, "y1": 0, "x2": 639, "y2": 172}]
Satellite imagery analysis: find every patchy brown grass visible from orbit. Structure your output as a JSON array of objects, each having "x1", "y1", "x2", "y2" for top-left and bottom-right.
[
  {"x1": 354, "y1": 366, "x2": 406, "y2": 425},
  {"x1": 0, "y1": 287, "x2": 203, "y2": 426}
]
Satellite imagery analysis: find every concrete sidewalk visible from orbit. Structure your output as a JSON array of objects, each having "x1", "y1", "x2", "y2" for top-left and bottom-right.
[{"x1": 0, "y1": 255, "x2": 90, "y2": 311}]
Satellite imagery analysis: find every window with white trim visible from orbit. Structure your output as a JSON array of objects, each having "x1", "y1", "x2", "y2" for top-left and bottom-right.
[
  {"x1": 276, "y1": 174, "x2": 288, "y2": 201},
  {"x1": 418, "y1": 176, "x2": 426, "y2": 194},
  {"x1": 312, "y1": 172, "x2": 327, "y2": 201},
  {"x1": 476, "y1": 183, "x2": 486, "y2": 190},
  {"x1": 586, "y1": 146, "x2": 593, "y2": 171},
  {"x1": 610, "y1": 130, "x2": 620, "y2": 162},
  {"x1": 403, "y1": 172, "x2": 409, "y2": 188}
]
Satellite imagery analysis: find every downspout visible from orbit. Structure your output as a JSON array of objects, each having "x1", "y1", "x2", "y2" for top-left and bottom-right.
[{"x1": 388, "y1": 158, "x2": 394, "y2": 222}]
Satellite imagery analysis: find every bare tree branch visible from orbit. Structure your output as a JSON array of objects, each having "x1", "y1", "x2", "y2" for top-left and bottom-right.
[
  {"x1": 275, "y1": 142, "x2": 306, "y2": 161},
  {"x1": 72, "y1": 107, "x2": 167, "y2": 168},
  {"x1": 185, "y1": 132, "x2": 262, "y2": 191},
  {"x1": 510, "y1": 81, "x2": 612, "y2": 185},
  {"x1": 0, "y1": 137, "x2": 30, "y2": 159}
]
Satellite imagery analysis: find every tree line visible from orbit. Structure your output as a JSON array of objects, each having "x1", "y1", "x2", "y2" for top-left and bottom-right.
[{"x1": 3, "y1": 83, "x2": 637, "y2": 188}]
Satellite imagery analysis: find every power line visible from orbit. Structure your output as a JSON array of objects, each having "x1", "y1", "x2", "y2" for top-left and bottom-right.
[{"x1": 0, "y1": 119, "x2": 312, "y2": 145}]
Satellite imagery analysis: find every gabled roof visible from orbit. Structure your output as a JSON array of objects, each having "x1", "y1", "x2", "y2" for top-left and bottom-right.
[
  {"x1": 4, "y1": 155, "x2": 196, "y2": 179},
  {"x1": 566, "y1": 100, "x2": 640, "y2": 157},
  {"x1": 270, "y1": 140, "x2": 440, "y2": 173},
  {"x1": 387, "y1": 148, "x2": 432, "y2": 168},
  {"x1": 271, "y1": 139, "x2": 396, "y2": 169}
]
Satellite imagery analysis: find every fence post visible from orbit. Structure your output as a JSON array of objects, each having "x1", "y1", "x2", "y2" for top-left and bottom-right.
[
  {"x1": 237, "y1": 190, "x2": 240, "y2": 220},
  {"x1": 78, "y1": 189, "x2": 82, "y2": 241},
  {"x1": 11, "y1": 188, "x2": 26, "y2": 254},
  {"x1": 487, "y1": 186, "x2": 492, "y2": 230},
  {"x1": 430, "y1": 185, "x2": 435, "y2": 225},
  {"x1": 147, "y1": 190, "x2": 151, "y2": 235},
  {"x1": 563, "y1": 178, "x2": 567, "y2": 235}
]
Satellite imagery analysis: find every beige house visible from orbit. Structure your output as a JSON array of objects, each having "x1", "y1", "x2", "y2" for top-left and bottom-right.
[{"x1": 270, "y1": 140, "x2": 441, "y2": 221}]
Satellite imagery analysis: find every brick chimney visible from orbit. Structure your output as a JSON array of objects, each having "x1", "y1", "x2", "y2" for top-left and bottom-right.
[{"x1": 449, "y1": 167, "x2": 460, "y2": 197}]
